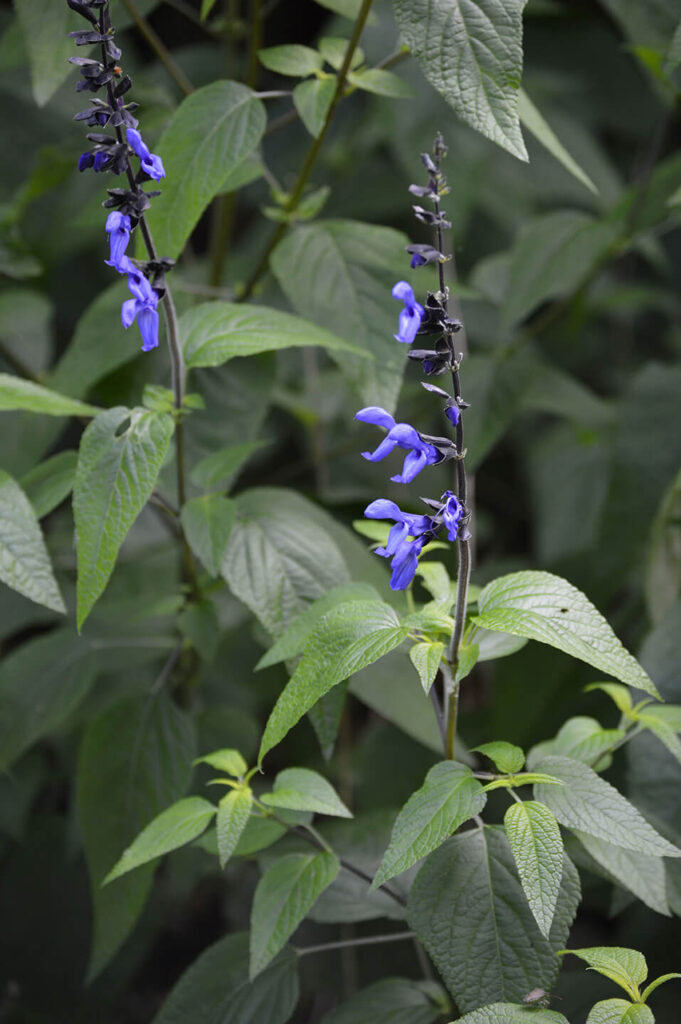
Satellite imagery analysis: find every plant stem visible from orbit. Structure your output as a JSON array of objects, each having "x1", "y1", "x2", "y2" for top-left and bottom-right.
[
  {"x1": 120, "y1": 0, "x2": 194, "y2": 95},
  {"x1": 237, "y1": 0, "x2": 374, "y2": 302},
  {"x1": 296, "y1": 931, "x2": 415, "y2": 957}
]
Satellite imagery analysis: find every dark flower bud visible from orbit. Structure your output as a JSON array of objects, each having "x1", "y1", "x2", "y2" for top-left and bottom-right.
[
  {"x1": 406, "y1": 244, "x2": 445, "y2": 268},
  {"x1": 420, "y1": 152, "x2": 437, "y2": 174},
  {"x1": 67, "y1": 0, "x2": 98, "y2": 24},
  {"x1": 409, "y1": 183, "x2": 436, "y2": 198},
  {"x1": 69, "y1": 29, "x2": 108, "y2": 44},
  {"x1": 412, "y1": 205, "x2": 451, "y2": 229},
  {"x1": 408, "y1": 349, "x2": 451, "y2": 375},
  {"x1": 114, "y1": 74, "x2": 132, "y2": 97},
  {"x1": 78, "y1": 151, "x2": 94, "y2": 171}
]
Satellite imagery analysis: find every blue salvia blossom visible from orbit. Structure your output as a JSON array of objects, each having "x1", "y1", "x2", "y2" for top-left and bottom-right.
[
  {"x1": 392, "y1": 281, "x2": 424, "y2": 344},
  {"x1": 364, "y1": 499, "x2": 436, "y2": 591},
  {"x1": 355, "y1": 406, "x2": 443, "y2": 483},
  {"x1": 67, "y1": 0, "x2": 169, "y2": 354},
  {"x1": 441, "y1": 491, "x2": 470, "y2": 542}
]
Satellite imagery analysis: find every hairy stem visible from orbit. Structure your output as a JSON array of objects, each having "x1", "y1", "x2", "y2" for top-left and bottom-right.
[
  {"x1": 120, "y1": 0, "x2": 194, "y2": 95},
  {"x1": 296, "y1": 931, "x2": 415, "y2": 957},
  {"x1": 237, "y1": 0, "x2": 374, "y2": 302}
]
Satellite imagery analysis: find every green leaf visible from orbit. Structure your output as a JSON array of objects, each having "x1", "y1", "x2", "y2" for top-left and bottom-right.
[
  {"x1": 586, "y1": 682, "x2": 634, "y2": 715},
  {"x1": 518, "y1": 89, "x2": 598, "y2": 194},
  {"x1": 642, "y1": 973, "x2": 681, "y2": 1001},
  {"x1": 393, "y1": 0, "x2": 528, "y2": 160},
  {"x1": 319, "y1": 977, "x2": 442, "y2": 1024},
  {"x1": 457, "y1": 1006, "x2": 569, "y2": 1024},
  {"x1": 531, "y1": 716, "x2": 625, "y2": 768},
  {"x1": 200, "y1": 0, "x2": 217, "y2": 19},
  {"x1": 409, "y1": 641, "x2": 444, "y2": 694},
  {"x1": 15, "y1": 0, "x2": 73, "y2": 105},
  {"x1": 73, "y1": 407, "x2": 174, "y2": 629},
  {"x1": 0, "y1": 468, "x2": 65, "y2": 613},
  {"x1": 20, "y1": 450, "x2": 77, "y2": 518},
  {"x1": 318, "y1": 36, "x2": 364, "y2": 70},
  {"x1": 259, "y1": 44, "x2": 323, "y2": 76},
  {"x1": 0, "y1": 373, "x2": 99, "y2": 417},
  {"x1": 256, "y1": 582, "x2": 379, "y2": 668},
  {"x1": 196, "y1": 748, "x2": 248, "y2": 777},
  {"x1": 414, "y1": 561, "x2": 455, "y2": 605},
  {"x1": 646, "y1": 466, "x2": 681, "y2": 624},
  {"x1": 250, "y1": 851, "x2": 339, "y2": 978},
  {"x1": 0, "y1": 629, "x2": 95, "y2": 772},
  {"x1": 408, "y1": 827, "x2": 581, "y2": 1011},
  {"x1": 639, "y1": 712, "x2": 681, "y2": 765},
  {"x1": 222, "y1": 488, "x2": 350, "y2": 637},
  {"x1": 144, "y1": 82, "x2": 266, "y2": 259},
  {"x1": 181, "y1": 300, "x2": 363, "y2": 370},
  {"x1": 483, "y1": 773, "x2": 563, "y2": 791},
  {"x1": 533, "y1": 755, "x2": 680, "y2": 857},
  {"x1": 180, "y1": 493, "x2": 236, "y2": 577},
  {"x1": 473, "y1": 571, "x2": 660, "y2": 698},
  {"x1": 271, "y1": 220, "x2": 409, "y2": 411},
  {"x1": 261, "y1": 767, "x2": 352, "y2": 818},
  {"x1": 476, "y1": 629, "x2": 528, "y2": 662},
  {"x1": 190, "y1": 440, "x2": 268, "y2": 490},
  {"x1": 572, "y1": 831, "x2": 670, "y2": 916},
  {"x1": 293, "y1": 77, "x2": 336, "y2": 137},
  {"x1": 473, "y1": 741, "x2": 525, "y2": 774},
  {"x1": 77, "y1": 693, "x2": 195, "y2": 979},
  {"x1": 501, "y1": 211, "x2": 618, "y2": 329},
  {"x1": 150, "y1": 932, "x2": 298, "y2": 1024},
  {"x1": 216, "y1": 787, "x2": 253, "y2": 868},
  {"x1": 504, "y1": 801, "x2": 564, "y2": 937},
  {"x1": 586, "y1": 1001, "x2": 654, "y2": 1024},
  {"x1": 373, "y1": 762, "x2": 487, "y2": 889},
  {"x1": 104, "y1": 797, "x2": 216, "y2": 883},
  {"x1": 347, "y1": 67, "x2": 415, "y2": 97},
  {"x1": 454, "y1": 641, "x2": 481, "y2": 685},
  {"x1": 259, "y1": 600, "x2": 408, "y2": 763},
  {"x1": 560, "y1": 947, "x2": 647, "y2": 997}
]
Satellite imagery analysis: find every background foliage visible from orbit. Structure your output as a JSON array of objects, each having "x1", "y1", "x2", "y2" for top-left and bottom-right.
[{"x1": 2, "y1": 0, "x2": 681, "y2": 1021}]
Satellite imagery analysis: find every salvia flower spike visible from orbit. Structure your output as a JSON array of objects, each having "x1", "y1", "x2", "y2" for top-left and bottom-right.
[
  {"x1": 66, "y1": 0, "x2": 170, "y2": 352},
  {"x1": 357, "y1": 134, "x2": 471, "y2": 590}
]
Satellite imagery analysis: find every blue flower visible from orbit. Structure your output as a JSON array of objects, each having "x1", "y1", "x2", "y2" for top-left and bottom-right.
[
  {"x1": 440, "y1": 490, "x2": 470, "y2": 542},
  {"x1": 364, "y1": 498, "x2": 434, "y2": 590},
  {"x1": 392, "y1": 281, "x2": 424, "y2": 344},
  {"x1": 356, "y1": 406, "x2": 441, "y2": 483},
  {"x1": 119, "y1": 256, "x2": 160, "y2": 352},
  {"x1": 78, "y1": 151, "x2": 94, "y2": 171},
  {"x1": 445, "y1": 404, "x2": 459, "y2": 427},
  {"x1": 105, "y1": 211, "x2": 131, "y2": 271},
  {"x1": 126, "y1": 127, "x2": 165, "y2": 181}
]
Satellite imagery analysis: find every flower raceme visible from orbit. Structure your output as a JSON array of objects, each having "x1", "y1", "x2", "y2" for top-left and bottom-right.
[
  {"x1": 355, "y1": 407, "x2": 443, "y2": 484},
  {"x1": 392, "y1": 281, "x2": 424, "y2": 344}
]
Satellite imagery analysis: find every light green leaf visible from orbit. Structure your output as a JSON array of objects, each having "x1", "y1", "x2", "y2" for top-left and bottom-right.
[
  {"x1": 180, "y1": 494, "x2": 236, "y2": 577},
  {"x1": 181, "y1": 301, "x2": 363, "y2": 370},
  {"x1": 409, "y1": 641, "x2": 444, "y2": 694},
  {"x1": 531, "y1": 716, "x2": 625, "y2": 768},
  {"x1": 104, "y1": 797, "x2": 216, "y2": 883},
  {"x1": 642, "y1": 973, "x2": 681, "y2": 1001},
  {"x1": 261, "y1": 767, "x2": 352, "y2": 818},
  {"x1": 373, "y1": 762, "x2": 487, "y2": 888},
  {"x1": 534, "y1": 755, "x2": 680, "y2": 858},
  {"x1": 77, "y1": 693, "x2": 195, "y2": 979},
  {"x1": 256, "y1": 583, "x2": 379, "y2": 669},
  {"x1": 0, "y1": 373, "x2": 98, "y2": 417},
  {"x1": 319, "y1": 977, "x2": 442, "y2": 1024},
  {"x1": 347, "y1": 68, "x2": 415, "y2": 98},
  {"x1": 639, "y1": 712, "x2": 681, "y2": 765},
  {"x1": 195, "y1": 748, "x2": 248, "y2": 777},
  {"x1": 572, "y1": 831, "x2": 670, "y2": 916},
  {"x1": 73, "y1": 407, "x2": 174, "y2": 628},
  {"x1": 586, "y1": 1000, "x2": 654, "y2": 1024},
  {"x1": 518, "y1": 89, "x2": 598, "y2": 194},
  {"x1": 474, "y1": 571, "x2": 660, "y2": 697},
  {"x1": 318, "y1": 36, "x2": 363, "y2": 70},
  {"x1": 454, "y1": 642, "x2": 481, "y2": 685},
  {"x1": 20, "y1": 450, "x2": 77, "y2": 518},
  {"x1": 560, "y1": 947, "x2": 647, "y2": 996},
  {"x1": 200, "y1": 0, "x2": 217, "y2": 19},
  {"x1": 408, "y1": 827, "x2": 581, "y2": 1011},
  {"x1": 259, "y1": 44, "x2": 323, "y2": 76},
  {"x1": 393, "y1": 0, "x2": 528, "y2": 160},
  {"x1": 414, "y1": 561, "x2": 454, "y2": 605},
  {"x1": 145, "y1": 82, "x2": 265, "y2": 260},
  {"x1": 476, "y1": 628, "x2": 528, "y2": 662},
  {"x1": 250, "y1": 851, "x2": 339, "y2": 977},
  {"x1": 483, "y1": 773, "x2": 563, "y2": 792},
  {"x1": 457, "y1": 1005, "x2": 569, "y2": 1024},
  {"x1": 15, "y1": 0, "x2": 73, "y2": 105},
  {"x1": 474, "y1": 741, "x2": 525, "y2": 774},
  {"x1": 0, "y1": 629, "x2": 95, "y2": 772},
  {"x1": 504, "y1": 801, "x2": 564, "y2": 937},
  {"x1": 190, "y1": 440, "x2": 268, "y2": 490},
  {"x1": 217, "y1": 787, "x2": 253, "y2": 868},
  {"x1": 222, "y1": 488, "x2": 350, "y2": 637},
  {"x1": 271, "y1": 219, "x2": 409, "y2": 411},
  {"x1": 586, "y1": 682, "x2": 634, "y2": 715},
  {"x1": 150, "y1": 932, "x2": 298, "y2": 1024},
  {"x1": 259, "y1": 600, "x2": 408, "y2": 763},
  {"x1": 293, "y1": 77, "x2": 336, "y2": 137},
  {"x1": 0, "y1": 469, "x2": 65, "y2": 612},
  {"x1": 501, "y1": 212, "x2": 618, "y2": 329}
]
